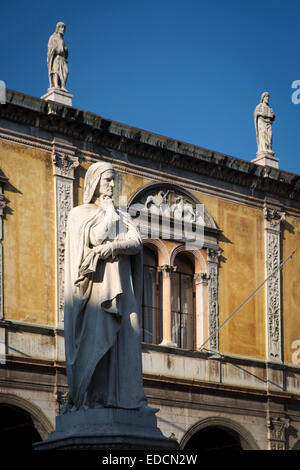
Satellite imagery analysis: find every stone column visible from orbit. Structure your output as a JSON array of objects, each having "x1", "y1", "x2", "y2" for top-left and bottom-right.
[
  {"x1": 207, "y1": 247, "x2": 221, "y2": 352},
  {"x1": 267, "y1": 416, "x2": 290, "y2": 450},
  {"x1": 158, "y1": 264, "x2": 177, "y2": 348},
  {"x1": 52, "y1": 145, "x2": 79, "y2": 327},
  {"x1": 194, "y1": 272, "x2": 209, "y2": 350},
  {"x1": 264, "y1": 207, "x2": 285, "y2": 363}
]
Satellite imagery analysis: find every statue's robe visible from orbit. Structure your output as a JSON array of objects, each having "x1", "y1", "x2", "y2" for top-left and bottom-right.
[
  {"x1": 254, "y1": 103, "x2": 275, "y2": 153},
  {"x1": 47, "y1": 32, "x2": 68, "y2": 89},
  {"x1": 63, "y1": 203, "x2": 147, "y2": 410}
]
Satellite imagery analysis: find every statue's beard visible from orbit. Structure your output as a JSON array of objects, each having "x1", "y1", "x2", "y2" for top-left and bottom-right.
[{"x1": 100, "y1": 192, "x2": 113, "y2": 200}]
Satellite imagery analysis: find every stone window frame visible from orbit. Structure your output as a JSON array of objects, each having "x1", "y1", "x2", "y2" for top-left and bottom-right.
[{"x1": 128, "y1": 183, "x2": 221, "y2": 352}]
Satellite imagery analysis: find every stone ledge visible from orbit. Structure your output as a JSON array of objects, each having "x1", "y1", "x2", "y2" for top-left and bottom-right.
[{"x1": 2, "y1": 89, "x2": 300, "y2": 206}]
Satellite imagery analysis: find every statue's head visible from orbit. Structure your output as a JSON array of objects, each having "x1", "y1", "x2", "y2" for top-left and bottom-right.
[
  {"x1": 261, "y1": 92, "x2": 269, "y2": 105},
  {"x1": 83, "y1": 161, "x2": 115, "y2": 204},
  {"x1": 56, "y1": 22, "x2": 66, "y2": 35}
]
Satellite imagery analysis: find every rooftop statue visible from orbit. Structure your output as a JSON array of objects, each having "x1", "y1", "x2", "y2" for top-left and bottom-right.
[
  {"x1": 254, "y1": 92, "x2": 275, "y2": 156},
  {"x1": 47, "y1": 22, "x2": 69, "y2": 90}
]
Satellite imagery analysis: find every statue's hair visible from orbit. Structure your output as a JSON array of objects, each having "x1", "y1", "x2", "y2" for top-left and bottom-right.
[
  {"x1": 55, "y1": 22, "x2": 66, "y2": 33},
  {"x1": 260, "y1": 91, "x2": 269, "y2": 103}
]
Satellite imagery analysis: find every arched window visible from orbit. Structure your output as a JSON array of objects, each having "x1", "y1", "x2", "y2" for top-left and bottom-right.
[
  {"x1": 142, "y1": 245, "x2": 163, "y2": 344},
  {"x1": 171, "y1": 253, "x2": 194, "y2": 349}
]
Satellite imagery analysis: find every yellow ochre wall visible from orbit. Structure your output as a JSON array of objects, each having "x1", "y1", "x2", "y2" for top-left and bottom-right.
[
  {"x1": 1, "y1": 146, "x2": 299, "y2": 364},
  {"x1": 0, "y1": 141, "x2": 55, "y2": 325},
  {"x1": 192, "y1": 192, "x2": 266, "y2": 359},
  {"x1": 282, "y1": 215, "x2": 300, "y2": 365}
]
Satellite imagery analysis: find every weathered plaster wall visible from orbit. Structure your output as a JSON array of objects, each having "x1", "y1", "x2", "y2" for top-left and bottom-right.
[
  {"x1": 282, "y1": 215, "x2": 300, "y2": 365},
  {"x1": 192, "y1": 191, "x2": 266, "y2": 359},
  {"x1": 0, "y1": 141, "x2": 55, "y2": 325}
]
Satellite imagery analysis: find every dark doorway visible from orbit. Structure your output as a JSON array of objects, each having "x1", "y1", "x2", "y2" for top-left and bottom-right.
[
  {"x1": 183, "y1": 426, "x2": 243, "y2": 452},
  {"x1": 0, "y1": 404, "x2": 42, "y2": 451}
]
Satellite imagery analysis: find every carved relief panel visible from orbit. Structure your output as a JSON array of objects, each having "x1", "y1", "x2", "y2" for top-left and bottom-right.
[
  {"x1": 53, "y1": 150, "x2": 79, "y2": 326},
  {"x1": 264, "y1": 207, "x2": 285, "y2": 363}
]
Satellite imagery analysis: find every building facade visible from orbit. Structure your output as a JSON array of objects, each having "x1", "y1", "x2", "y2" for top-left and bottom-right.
[{"x1": 0, "y1": 89, "x2": 300, "y2": 451}]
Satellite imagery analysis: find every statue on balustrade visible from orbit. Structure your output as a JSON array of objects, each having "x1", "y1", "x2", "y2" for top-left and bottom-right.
[
  {"x1": 47, "y1": 22, "x2": 69, "y2": 90},
  {"x1": 254, "y1": 92, "x2": 275, "y2": 156}
]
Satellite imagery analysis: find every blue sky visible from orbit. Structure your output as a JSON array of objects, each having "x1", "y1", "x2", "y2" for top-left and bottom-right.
[{"x1": 1, "y1": 0, "x2": 299, "y2": 174}]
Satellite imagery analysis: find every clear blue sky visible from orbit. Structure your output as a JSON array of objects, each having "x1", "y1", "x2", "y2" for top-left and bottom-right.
[{"x1": 1, "y1": 0, "x2": 299, "y2": 175}]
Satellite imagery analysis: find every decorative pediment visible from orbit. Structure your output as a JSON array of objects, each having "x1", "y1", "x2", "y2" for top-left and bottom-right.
[{"x1": 128, "y1": 183, "x2": 218, "y2": 229}]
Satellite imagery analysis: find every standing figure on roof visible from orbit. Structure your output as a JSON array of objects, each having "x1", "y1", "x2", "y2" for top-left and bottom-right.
[
  {"x1": 254, "y1": 92, "x2": 275, "y2": 155},
  {"x1": 47, "y1": 22, "x2": 69, "y2": 90}
]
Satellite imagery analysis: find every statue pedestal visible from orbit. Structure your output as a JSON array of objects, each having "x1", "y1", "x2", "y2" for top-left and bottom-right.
[
  {"x1": 33, "y1": 407, "x2": 179, "y2": 451},
  {"x1": 251, "y1": 151, "x2": 279, "y2": 169},
  {"x1": 41, "y1": 87, "x2": 73, "y2": 106}
]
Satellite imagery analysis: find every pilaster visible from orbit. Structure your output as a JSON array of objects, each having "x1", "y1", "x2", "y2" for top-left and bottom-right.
[
  {"x1": 267, "y1": 416, "x2": 290, "y2": 450},
  {"x1": 207, "y1": 247, "x2": 221, "y2": 352},
  {"x1": 0, "y1": 174, "x2": 8, "y2": 364},
  {"x1": 52, "y1": 141, "x2": 79, "y2": 326},
  {"x1": 264, "y1": 206, "x2": 285, "y2": 363},
  {"x1": 0, "y1": 176, "x2": 8, "y2": 320}
]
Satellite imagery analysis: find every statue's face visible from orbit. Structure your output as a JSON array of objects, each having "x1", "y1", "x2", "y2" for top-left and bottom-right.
[
  {"x1": 57, "y1": 24, "x2": 66, "y2": 35},
  {"x1": 263, "y1": 94, "x2": 269, "y2": 105},
  {"x1": 98, "y1": 170, "x2": 115, "y2": 199}
]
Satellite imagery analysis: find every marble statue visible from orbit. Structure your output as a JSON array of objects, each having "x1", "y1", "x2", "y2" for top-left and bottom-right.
[
  {"x1": 63, "y1": 161, "x2": 148, "y2": 411},
  {"x1": 144, "y1": 190, "x2": 169, "y2": 212},
  {"x1": 47, "y1": 22, "x2": 69, "y2": 90},
  {"x1": 171, "y1": 196, "x2": 196, "y2": 222},
  {"x1": 254, "y1": 92, "x2": 275, "y2": 155}
]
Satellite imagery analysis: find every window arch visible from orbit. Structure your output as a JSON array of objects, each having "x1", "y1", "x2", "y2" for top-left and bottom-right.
[
  {"x1": 142, "y1": 244, "x2": 163, "y2": 344},
  {"x1": 129, "y1": 183, "x2": 221, "y2": 351},
  {"x1": 180, "y1": 417, "x2": 259, "y2": 450},
  {"x1": 171, "y1": 252, "x2": 195, "y2": 349}
]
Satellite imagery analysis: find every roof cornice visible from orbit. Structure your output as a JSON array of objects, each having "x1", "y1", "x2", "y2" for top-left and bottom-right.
[{"x1": 1, "y1": 89, "x2": 299, "y2": 205}]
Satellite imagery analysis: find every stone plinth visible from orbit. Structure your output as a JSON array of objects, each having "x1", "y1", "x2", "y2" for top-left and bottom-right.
[
  {"x1": 41, "y1": 88, "x2": 73, "y2": 106},
  {"x1": 251, "y1": 151, "x2": 279, "y2": 169},
  {"x1": 33, "y1": 407, "x2": 179, "y2": 451}
]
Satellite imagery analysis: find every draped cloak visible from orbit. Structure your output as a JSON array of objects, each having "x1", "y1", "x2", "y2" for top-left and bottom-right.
[
  {"x1": 254, "y1": 102, "x2": 275, "y2": 153},
  {"x1": 47, "y1": 32, "x2": 68, "y2": 89},
  {"x1": 63, "y1": 202, "x2": 147, "y2": 410}
]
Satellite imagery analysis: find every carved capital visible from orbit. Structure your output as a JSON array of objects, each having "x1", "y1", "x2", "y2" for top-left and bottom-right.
[
  {"x1": 158, "y1": 264, "x2": 177, "y2": 277},
  {"x1": 194, "y1": 272, "x2": 210, "y2": 285},
  {"x1": 207, "y1": 247, "x2": 222, "y2": 263},
  {"x1": 52, "y1": 151, "x2": 79, "y2": 179},
  {"x1": 56, "y1": 390, "x2": 68, "y2": 414},
  {"x1": 267, "y1": 417, "x2": 290, "y2": 450},
  {"x1": 264, "y1": 207, "x2": 285, "y2": 231}
]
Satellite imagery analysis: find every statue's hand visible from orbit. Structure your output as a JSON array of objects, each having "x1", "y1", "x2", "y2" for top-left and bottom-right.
[{"x1": 96, "y1": 242, "x2": 113, "y2": 259}]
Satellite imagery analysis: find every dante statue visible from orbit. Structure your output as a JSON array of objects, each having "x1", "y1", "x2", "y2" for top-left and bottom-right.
[
  {"x1": 254, "y1": 92, "x2": 275, "y2": 155},
  {"x1": 63, "y1": 161, "x2": 148, "y2": 412},
  {"x1": 47, "y1": 22, "x2": 69, "y2": 90}
]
